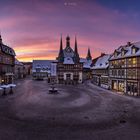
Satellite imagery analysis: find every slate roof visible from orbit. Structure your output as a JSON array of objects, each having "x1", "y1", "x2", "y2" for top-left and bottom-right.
[
  {"x1": 80, "y1": 58, "x2": 92, "y2": 69},
  {"x1": 63, "y1": 46, "x2": 75, "y2": 58},
  {"x1": 83, "y1": 60, "x2": 92, "y2": 69},
  {"x1": 15, "y1": 58, "x2": 24, "y2": 66},
  {"x1": 0, "y1": 43, "x2": 16, "y2": 56},
  {"x1": 32, "y1": 60, "x2": 55, "y2": 72},
  {"x1": 92, "y1": 54, "x2": 111, "y2": 69},
  {"x1": 110, "y1": 41, "x2": 140, "y2": 60},
  {"x1": 80, "y1": 58, "x2": 87, "y2": 63},
  {"x1": 64, "y1": 57, "x2": 74, "y2": 64}
]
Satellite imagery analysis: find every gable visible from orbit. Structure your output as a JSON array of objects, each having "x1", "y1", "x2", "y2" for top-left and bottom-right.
[{"x1": 63, "y1": 46, "x2": 75, "y2": 58}]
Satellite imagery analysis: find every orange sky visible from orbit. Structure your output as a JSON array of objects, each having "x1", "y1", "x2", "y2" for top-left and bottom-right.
[{"x1": 14, "y1": 37, "x2": 101, "y2": 62}]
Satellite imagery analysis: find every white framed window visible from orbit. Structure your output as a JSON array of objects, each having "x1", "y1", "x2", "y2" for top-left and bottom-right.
[{"x1": 132, "y1": 48, "x2": 136, "y2": 54}]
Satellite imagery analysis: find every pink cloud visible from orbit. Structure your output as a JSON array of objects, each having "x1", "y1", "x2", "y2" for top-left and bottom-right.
[{"x1": 1, "y1": 0, "x2": 140, "y2": 61}]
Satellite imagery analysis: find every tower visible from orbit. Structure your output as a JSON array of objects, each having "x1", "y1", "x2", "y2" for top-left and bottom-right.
[
  {"x1": 57, "y1": 35, "x2": 64, "y2": 62},
  {"x1": 86, "y1": 48, "x2": 92, "y2": 60},
  {"x1": 66, "y1": 35, "x2": 70, "y2": 47}
]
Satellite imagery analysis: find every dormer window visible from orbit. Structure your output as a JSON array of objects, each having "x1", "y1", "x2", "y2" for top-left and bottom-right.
[
  {"x1": 131, "y1": 45, "x2": 139, "y2": 55},
  {"x1": 121, "y1": 47, "x2": 127, "y2": 56},
  {"x1": 114, "y1": 49, "x2": 121, "y2": 58},
  {"x1": 10, "y1": 50, "x2": 12, "y2": 54},
  {"x1": 114, "y1": 52, "x2": 118, "y2": 57},
  {"x1": 122, "y1": 50, "x2": 125, "y2": 56},
  {"x1": 132, "y1": 47, "x2": 136, "y2": 54}
]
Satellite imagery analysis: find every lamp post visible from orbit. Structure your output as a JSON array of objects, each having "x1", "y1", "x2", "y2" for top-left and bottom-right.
[{"x1": 8, "y1": 84, "x2": 16, "y2": 94}]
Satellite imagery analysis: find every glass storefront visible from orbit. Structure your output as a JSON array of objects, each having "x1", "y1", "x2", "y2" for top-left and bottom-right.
[
  {"x1": 112, "y1": 80, "x2": 117, "y2": 90},
  {"x1": 112, "y1": 80, "x2": 125, "y2": 93},
  {"x1": 118, "y1": 81, "x2": 125, "y2": 92},
  {"x1": 127, "y1": 82, "x2": 138, "y2": 96}
]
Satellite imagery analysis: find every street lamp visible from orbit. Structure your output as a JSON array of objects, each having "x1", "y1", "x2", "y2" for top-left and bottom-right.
[{"x1": 8, "y1": 84, "x2": 16, "y2": 94}]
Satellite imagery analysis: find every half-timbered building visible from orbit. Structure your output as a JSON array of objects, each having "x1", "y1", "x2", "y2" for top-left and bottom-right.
[
  {"x1": 92, "y1": 53, "x2": 111, "y2": 89},
  {"x1": 0, "y1": 35, "x2": 15, "y2": 84},
  {"x1": 109, "y1": 42, "x2": 140, "y2": 96}
]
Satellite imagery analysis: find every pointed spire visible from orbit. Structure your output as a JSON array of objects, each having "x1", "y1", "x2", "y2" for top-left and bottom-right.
[
  {"x1": 58, "y1": 35, "x2": 64, "y2": 62},
  {"x1": 59, "y1": 34, "x2": 63, "y2": 53},
  {"x1": 74, "y1": 36, "x2": 80, "y2": 63},
  {"x1": 74, "y1": 36, "x2": 78, "y2": 54},
  {"x1": 86, "y1": 47, "x2": 92, "y2": 60},
  {"x1": 0, "y1": 31, "x2": 2, "y2": 44}
]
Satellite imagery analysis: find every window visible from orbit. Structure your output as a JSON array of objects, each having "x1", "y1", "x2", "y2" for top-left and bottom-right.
[
  {"x1": 118, "y1": 70, "x2": 120, "y2": 76},
  {"x1": 122, "y1": 70, "x2": 124, "y2": 76},
  {"x1": 127, "y1": 69, "x2": 137, "y2": 79},
  {"x1": 132, "y1": 58, "x2": 136, "y2": 65},
  {"x1": 114, "y1": 52, "x2": 118, "y2": 58},
  {"x1": 127, "y1": 83, "x2": 131, "y2": 92},
  {"x1": 122, "y1": 51, "x2": 125, "y2": 56},
  {"x1": 132, "y1": 48, "x2": 136, "y2": 54},
  {"x1": 127, "y1": 82, "x2": 138, "y2": 95},
  {"x1": 121, "y1": 59, "x2": 125, "y2": 66},
  {"x1": 134, "y1": 84, "x2": 138, "y2": 93}
]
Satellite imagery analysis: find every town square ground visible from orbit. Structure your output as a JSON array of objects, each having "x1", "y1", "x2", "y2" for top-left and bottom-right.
[{"x1": 0, "y1": 77, "x2": 140, "y2": 140}]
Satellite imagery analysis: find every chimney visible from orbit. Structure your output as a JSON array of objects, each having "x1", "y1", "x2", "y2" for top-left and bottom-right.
[
  {"x1": 101, "y1": 53, "x2": 105, "y2": 57},
  {"x1": 127, "y1": 42, "x2": 131, "y2": 46}
]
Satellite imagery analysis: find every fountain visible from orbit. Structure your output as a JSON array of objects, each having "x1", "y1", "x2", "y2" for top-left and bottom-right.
[{"x1": 48, "y1": 82, "x2": 58, "y2": 94}]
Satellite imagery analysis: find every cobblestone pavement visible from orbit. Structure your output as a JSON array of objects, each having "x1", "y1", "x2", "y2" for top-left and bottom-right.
[{"x1": 0, "y1": 78, "x2": 140, "y2": 140}]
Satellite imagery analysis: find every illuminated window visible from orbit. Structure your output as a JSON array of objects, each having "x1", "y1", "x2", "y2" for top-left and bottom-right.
[
  {"x1": 122, "y1": 59, "x2": 125, "y2": 66},
  {"x1": 132, "y1": 58, "x2": 136, "y2": 65},
  {"x1": 132, "y1": 48, "x2": 136, "y2": 54}
]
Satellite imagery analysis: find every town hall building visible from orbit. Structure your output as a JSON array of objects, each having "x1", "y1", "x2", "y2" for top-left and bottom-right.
[
  {"x1": 32, "y1": 36, "x2": 92, "y2": 84},
  {"x1": 56, "y1": 36, "x2": 83, "y2": 84}
]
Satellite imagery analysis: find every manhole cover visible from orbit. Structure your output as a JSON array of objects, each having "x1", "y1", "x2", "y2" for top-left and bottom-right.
[
  {"x1": 120, "y1": 119, "x2": 126, "y2": 124},
  {"x1": 84, "y1": 116, "x2": 89, "y2": 119}
]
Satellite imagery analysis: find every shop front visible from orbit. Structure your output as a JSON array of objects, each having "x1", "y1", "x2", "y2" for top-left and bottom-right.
[
  {"x1": 112, "y1": 80, "x2": 125, "y2": 93},
  {"x1": 127, "y1": 81, "x2": 139, "y2": 96}
]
